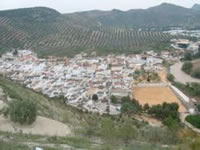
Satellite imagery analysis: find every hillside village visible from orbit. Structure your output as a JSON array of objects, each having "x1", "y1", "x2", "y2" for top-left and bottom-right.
[
  {"x1": 0, "y1": 42, "x2": 193, "y2": 114},
  {"x1": 0, "y1": 39, "x2": 199, "y2": 115},
  {"x1": 1, "y1": 3, "x2": 200, "y2": 150},
  {"x1": 0, "y1": 50, "x2": 162, "y2": 111}
]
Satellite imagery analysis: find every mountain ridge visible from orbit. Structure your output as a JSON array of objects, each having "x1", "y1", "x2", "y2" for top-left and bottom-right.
[
  {"x1": 192, "y1": 4, "x2": 200, "y2": 11},
  {"x1": 0, "y1": 3, "x2": 199, "y2": 56},
  {"x1": 0, "y1": 3, "x2": 200, "y2": 27},
  {"x1": 0, "y1": 7, "x2": 61, "y2": 22}
]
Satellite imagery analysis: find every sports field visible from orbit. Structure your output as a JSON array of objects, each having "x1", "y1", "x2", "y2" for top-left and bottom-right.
[{"x1": 133, "y1": 86, "x2": 187, "y2": 112}]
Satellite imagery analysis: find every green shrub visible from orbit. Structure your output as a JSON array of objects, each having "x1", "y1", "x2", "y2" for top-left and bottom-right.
[
  {"x1": 167, "y1": 73, "x2": 175, "y2": 82},
  {"x1": 121, "y1": 96, "x2": 142, "y2": 114},
  {"x1": 192, "y1": 69, "x2": 200, "y2": 79},
  {"x1": 197, "y1": 104, "x2": 200, "y2": 112},
  {"x1": 182, "y1": 62, "x2": 193, "y2": 74},
  {"x1": 187, "y1": 83, "x2": 200, "y2": 97},
  {"x1": 184, "y1": 52, "x2": 193, "y2": 61},
  {"x1": 143, "y1": 103, "x2": 150, "y2": 112},
  {"x1": 92, "y1": 94, "x2": 98, "y2": 101},
  {"x1": 7, "y1": 100, "x2": 37, "y2": 125},
  {"x1": 0, "y1": 141, "x2": 30, "y2": 150},
  {"x1": 110, "y1": 95, "x2": 118, "y2": 104},
  {"x1": 173, "y1": 81, "x2": 200, "y2": 98},
  {"x1": 148, "y1": 102, "x2": 179, "y2": 122},
  {"x1": 185, "y1": 115, "x2": 200, "y2": 129},
  {"x1": 163, "y1": 116, "x2": 180, "y2": 130}
]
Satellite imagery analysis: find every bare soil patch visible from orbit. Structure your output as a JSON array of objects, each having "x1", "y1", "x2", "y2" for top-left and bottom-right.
[
  {"x1": 0, "y1": 116, "x2": 71, "y2": 136},
  {"x1": 158, "y1": 69, "x2": 167, "y2": 83},
  {"x1": 192, "y1": 59, "x2": 200, "y2": 71},
  {"x1": 135, "y1": 114, "x2": 162, "y2": 127},
  {"x1": 133, "y1": 86, "x2": 187, "y2": 113}
]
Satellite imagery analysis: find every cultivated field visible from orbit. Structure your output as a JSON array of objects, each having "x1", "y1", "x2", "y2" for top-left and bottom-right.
[
  {"x1": 133, "y1": 86, "x2": 187, "y2": 112},
  {"x1": 0, "y1": 16, "x2": 178, "y2": 56}
]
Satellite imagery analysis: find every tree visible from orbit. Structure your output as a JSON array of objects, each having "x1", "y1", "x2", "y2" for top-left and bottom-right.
[
  {"x1": 6, "y1": 100, "x2": 37, "y2": 125},
  {"x1": 167, "y1": 73, "x2": 175, "y2": 82},
  {"x1": 110, "y1": 95, "x2": 118, "y2": 104},
  {"x1": 197, "y1": 104, "x2": 200, "y2": 112},
  {"x1": 184, "y1": 52, "x2": 192, "y2": 61},
  {"x1": 120, "y1": 97, "x2": 142, "y2": 114},
  {"x1": 192, "y1": 69, "x2": 200, "y2": 79},
  {"x1": 163, "y1": 116, "x2": 180, "y2": 130},
  {"x1": 121, "y1": 102, "x2": 138, "y2": 113},
  {"x1": 182, "y1": 62, "x2": 193, "y2": 74},
  {"x1": 92, "y1": 94, "x2": 98, "y2": 101},
  {"x1": 148, "y1": 102, "x2": 179, "y2": 123},
  {"x1": 12, "y1": 49, "x2": 18, "y2": 56},
  {"x1": 106, "y1": 105, "x2": 110, "y2": 114},
  {"x1": 143, "y1": 103, "x2": 150, "y2": 112}
]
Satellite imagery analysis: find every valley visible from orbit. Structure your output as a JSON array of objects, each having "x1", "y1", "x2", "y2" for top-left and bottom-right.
[{"x1": 0, "y1": 2, "x2": 200, "y2": 150}]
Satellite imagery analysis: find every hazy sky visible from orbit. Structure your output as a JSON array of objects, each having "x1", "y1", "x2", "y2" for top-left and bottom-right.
[{"x1": 0, "y1": 0, "x2": 199, "y2": 13}]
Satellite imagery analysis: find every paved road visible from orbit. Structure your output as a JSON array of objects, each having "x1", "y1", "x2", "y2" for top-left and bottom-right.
[{"x1": 170, "y1": 61, "x2": 200, "y2": 85}]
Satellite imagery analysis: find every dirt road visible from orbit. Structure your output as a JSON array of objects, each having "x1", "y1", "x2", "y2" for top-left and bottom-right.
[{"x1": 170, "y1": 61, "x2": 200, "y2": 85}]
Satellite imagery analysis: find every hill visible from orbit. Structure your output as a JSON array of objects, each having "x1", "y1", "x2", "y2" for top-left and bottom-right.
[
  {"x1": 66, "y1": 3, "x2": 200, "y2": 29},
  {"x1": 0, "y1": 3, "x2": 200, "y2": 56},
  {"x1": 0, "y1": 76, "x2": 200, "y2": 150},
  {"x1": 192, "y1": 4, "x2": 200, "y2": 11},
  {"x1": 0, "y1": 7, "x2": 61, "y2": 22}
]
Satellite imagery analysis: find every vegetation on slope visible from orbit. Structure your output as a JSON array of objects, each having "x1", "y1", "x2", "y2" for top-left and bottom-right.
[
  {"x1": 1, "y1": 3, "x2": 194, "y2": 56},
  {"x1": 167, "y1": 73, "x2": 200, "y2": 103},
  {"x1": 186, "y1": 115, "x2": 200, "y2": 129},
  {"x1": 0, "y1": 15, "x2": 175, "y2": 57},
  {"x1": 0, "y1": 76, "x2": 200, "y2": 149},
  {"x1": 182, "y1": 62, "x2": 193, "y2": 74},
  {"x1": 119, "y1": 96, "x2": 180, "y2": 129},
  {"x1": 3, "y1": 100, "x2": 37, "y2": 125},
  {"x1": 0, "y1": 76, "x2": 181, "y2": 149},
  {"x1": 66, "y1": 3, "x2": 200, "y2": 29},
  {"x1": 182, "y1": 61, "x2": 200, "y2": 79}
]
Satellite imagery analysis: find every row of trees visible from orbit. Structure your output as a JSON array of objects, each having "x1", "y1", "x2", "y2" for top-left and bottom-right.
[
  {"x1": 110, "y1": 95, "x2": 180, "y2": 128},
  {"x1": 37, "y1": 27, "x2": 173, "y2": 50},
  {"x1": 1, "y1": 18, "x2": 175, "y2": 54},
  {"x1": 148, "y1": 102, "x2": 180, "y2": 128},
  {"x1": 120, "y1": 96, "x2": 142, "y2": 114}
]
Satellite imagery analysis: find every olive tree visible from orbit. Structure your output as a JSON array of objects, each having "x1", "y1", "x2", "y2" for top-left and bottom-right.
[{"x1": 6, "y1": 100, "x2": 37, "y2": 125}]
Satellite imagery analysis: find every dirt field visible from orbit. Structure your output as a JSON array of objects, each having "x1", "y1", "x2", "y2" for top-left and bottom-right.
[
  {"x1": 158, "y1": 69, "x2": 167, "y2": 83},
  {"x1": 192, "y1": 59, "x2": 200, "y2": 71},
  {"x1": 135, "y1": 114, "x2": 162, "y2": 127},
  {"x1": 0, "y1": 116, "x2": 71, "y2": 136},
  {"x1": 133, "y1": 86, "x2": 187, "y2": 112}
]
